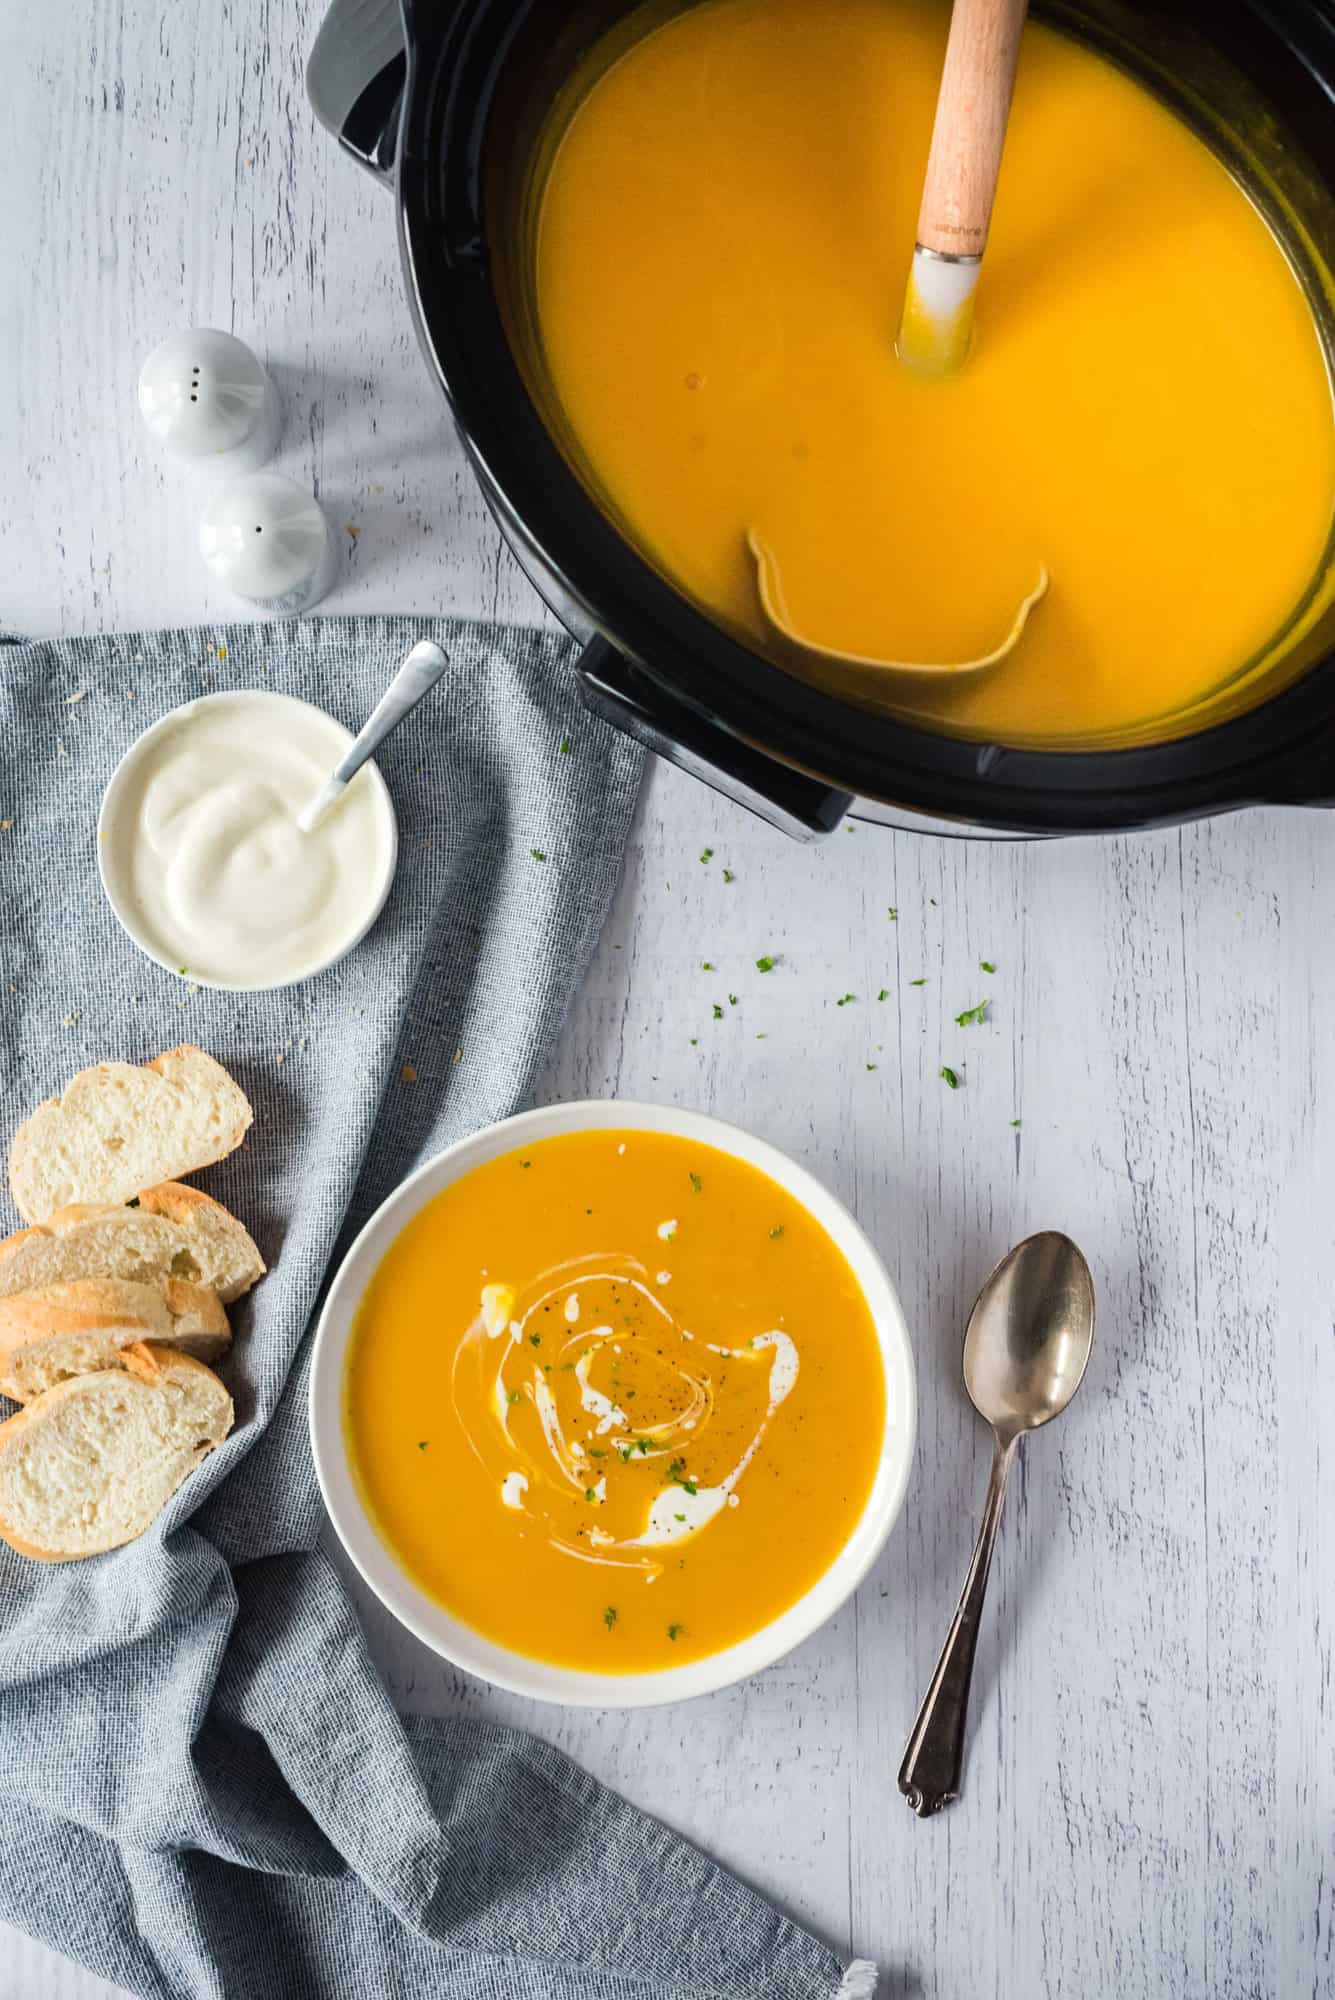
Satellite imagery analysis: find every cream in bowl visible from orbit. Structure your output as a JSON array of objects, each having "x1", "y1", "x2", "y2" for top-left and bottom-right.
[
  {"x1": 310, "y1": 1102, "x2": 916, "y2": 1705},
  {"x1": 98, "y1": 690, "x2": 398, "y2": 991}
]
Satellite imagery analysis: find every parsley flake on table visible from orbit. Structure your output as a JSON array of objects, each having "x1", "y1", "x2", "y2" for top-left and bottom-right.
[
  {"x1": 1010, "y1": 1117, "x2": 1022, "y2": 1127},
  {"x1": 887, "y1": 907, "x2": 898, "y2": 921},
  {"x1": 699, "y1": 847, "x2": 714, "y2": 863},
  {"x1": 722, "y1": 868, "x2": 735, "y2": 883},
  {"x1": 866, "y1": 1063, "x2": 878, "y2": 1071},
  {"x1": 559, "y1": 736, "x2": 572, "y2": 754},
  {"x1": 729, "y1": 994, "x2": 738, "y2": 1006},
  {"x1": 940, "y1": 1065, "x2": 961, "y2": 1089},
  {"x1": 836, "y1": 993, "x2": 855, "y2": 1007},
  {"x1": 910, "y1": 977, "x2": 927, "y2": 987},
  {"x1": 954, "y1": 1000, "x2": 989, "y2": 1027},
  {"x1": 702, "y1": 961, "x2": 715, "y2": 970},
  {"x1": 755, "y1": 954, "x2": 777, "y2": 972},
  {"x1": 530, "y1": 848, "x2": 546, "y2": 862},
  {"x1": 877, "y1": 988, "x2": 888, "y2": 1001},
  {"x1": 713, "y1": 1003, "x2": 723, "y2": 1019},
  {"x1": 980, "y1": 959, "x2": 997, "y2": 973}
]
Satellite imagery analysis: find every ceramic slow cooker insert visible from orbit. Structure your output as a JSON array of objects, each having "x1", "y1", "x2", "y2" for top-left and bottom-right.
[{"x1": 308, "y1": 0, "x2": 1335, "y2": 838}]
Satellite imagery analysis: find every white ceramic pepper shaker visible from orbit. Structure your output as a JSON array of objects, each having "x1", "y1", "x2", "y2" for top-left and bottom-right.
[
  {"x1": 198, "y1": 472, "x2": 339, "y2": 615},
  {"x1": 138, "y1": 329, "x2": 281, "y2": 475}
]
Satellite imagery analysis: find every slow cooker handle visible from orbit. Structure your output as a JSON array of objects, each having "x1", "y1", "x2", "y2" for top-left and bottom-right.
[
  {"x1": 306, "y1": 0, "x2": 406, "y2": 185},
  {"x1": 576, "y1": 637, "x2": 852, "y2": 838}
]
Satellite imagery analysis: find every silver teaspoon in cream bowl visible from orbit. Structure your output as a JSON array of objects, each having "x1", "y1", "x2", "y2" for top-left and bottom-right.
[
  {"x1": 298, "y1": 638, "x2": 450, "y2": 833},
  {"x1": 899, "y1": 1230, "x2": 1095, "y2": 1817}
]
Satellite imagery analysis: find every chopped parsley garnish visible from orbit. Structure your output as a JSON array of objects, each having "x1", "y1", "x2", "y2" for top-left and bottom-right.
[
  {"x1": 713, "y1": 1003, "x2": 723, "y2": 1019},
  {"x1": 417, "y1": 1440, "x2": 428, "y2": 1451},
  {"x1": 603, "y1": 1605, "x2": 618, "y2": 1632},
  {"x1": 769, "y1": 1225, "x2": 784, "y2": 1239},
  {"x1": 728, "y1": 994, "x2": 738, "y2": 1006},
  {"x1": 980, "y1": 960, "x2": 996, "y2": 974},
  {"x1": 529, "y1": 1332, "x2": 541, "y2": 1346},
  {"x1": 836, "y1": 992, "x2": 855, "y2": 1007},
  {"x1": 699, "y1": 847, "x2": 714, "y2": 863},
  {"x1": 507, "y1": 1390, "x2": 521, "y2": 1406},
  {"x1": 585, "y1": 1487, "x2": 597, "y2": 1502},
  {"x1": 530, "y1": 848, "x2": 546, "y2": 862},
  {"x1": 689, "y1": 1037, "x2": 698, "y2": 1047},
  {"x1": 887, "y1": 907, "x2": 898, "y2": 922},
  {"x1": 940, "y1": 1065, "x2": 961, "y2": 1089},
  {"x1": 667, "y1": 1623, "x2": 684, "y2": 1642},
  {"x1": 702, "y1": 960, "x2": 715, "y2": 970},
  {"x1": 666, "y1": 1457, "x2": 698, "y2": 1495},
  {"x1": 1010, "y1": 1117, "x2": 1022, "y2": 1127},
  {"x1": 954, "y1": 1000, "x2": 989, "y2": 1027},
  {"x1": 877, "y1": 988, "x2": 888, "y2": 1001},
  {"x1": 866, "y1": 1063, "x2": 878, "y2": 1071},
  {"x1": 910, "y1": 977, "x2": 927, "y2": 987},
  {"x1": 722, "y1": 868, "x2": 735, "y2": 883},
  {"x1": 689, "y1": 1171, "x2": 703, "y2": 1193},
  {"x1": 559, "y1": 736, "x2": 572, "y2": 754},
  {"x1": 674, "y1": 1512, "x2": 686, "y2": 1523},
  {"x1": 755, "y1": 954, "x2": 776, "y2": 973}
]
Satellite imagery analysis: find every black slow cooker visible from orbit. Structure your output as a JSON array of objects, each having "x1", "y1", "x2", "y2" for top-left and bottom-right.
[{"x1": 308, "y1": 0, "x2": 1335, "y2": 838}]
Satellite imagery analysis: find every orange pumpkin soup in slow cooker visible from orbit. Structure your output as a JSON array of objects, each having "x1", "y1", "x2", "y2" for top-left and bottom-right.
[
  {"x1": 343, "y1": 1131, "x2": 887, "y2": 1671},
  {"x1": 529, "y1": 0, "x2": 1335, "y2": 747}
]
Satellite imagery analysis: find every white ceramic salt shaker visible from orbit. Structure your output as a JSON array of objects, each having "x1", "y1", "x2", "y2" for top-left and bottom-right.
[
  {"x1": 138, "y1": 329, "x2": 280, "y2": 475},
  {"x1": 198, "y1": 472, "x2": 340, "y2": 615}
]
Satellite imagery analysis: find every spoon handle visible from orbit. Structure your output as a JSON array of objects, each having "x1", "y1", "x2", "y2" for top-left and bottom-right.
[
  {"x1": 297, "y1": 639, "x2": 450, "y2": 832},
  {"x1": 898, "y1": 1433, "x2": 1018, "y2": 1816}
]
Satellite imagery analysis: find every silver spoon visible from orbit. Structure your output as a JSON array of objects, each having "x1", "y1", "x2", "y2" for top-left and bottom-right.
[
  {"x1": 297, "y1": 638, "x2": 450, "y2": 832},
  {"x1": 898, "y1": 1230, "x2": 1095, "y2": 1817}
]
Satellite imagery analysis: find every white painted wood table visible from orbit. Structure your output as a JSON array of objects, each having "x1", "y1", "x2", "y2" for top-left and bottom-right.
[{"x1": 1, "y1": 4, "x2": 1331, "y2": 1996}]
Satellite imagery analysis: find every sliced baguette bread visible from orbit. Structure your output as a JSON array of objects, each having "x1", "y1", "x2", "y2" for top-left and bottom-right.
[
  {"x1": 0, "y1": 1276, "x2": 229, "y2": 1403},
  {"x1": 8, "y1": 1046, "x2": 253, "y2": 1224},
  {"x1": 0, "y1": 1347, "x2": 233, "y2": 1560},
  {"x1": 0, "y1": 1184, "x2": 264, "y2": 1305}
]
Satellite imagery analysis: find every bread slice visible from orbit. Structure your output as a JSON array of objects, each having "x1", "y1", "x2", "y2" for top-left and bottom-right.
[
  {"x1": 0, "y1": 1276, "x2": 229, "y2": 1403},
  {"x1": 0, "y1": 1347, "x2": 233, "y2": 1560},
  {"x1": 0, "y1": 1184, "x2": 264, "y2": 1305},
  {"x1": 135, "y1": 1183, "x2": 265, "y2": 1299},
  {"x1": 8, "y1": 1046, "x2": 253, "y2": 1223}
]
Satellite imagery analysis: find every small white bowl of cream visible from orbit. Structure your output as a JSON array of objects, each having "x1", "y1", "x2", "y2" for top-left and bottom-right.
[{"x1": 98, "y1": 690, "x2": 399, "y2": 991}]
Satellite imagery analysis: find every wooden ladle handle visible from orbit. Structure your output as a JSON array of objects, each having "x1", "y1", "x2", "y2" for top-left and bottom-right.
[{"x1": 916, "y1": 0, "x2": 1029, "y2": 260}]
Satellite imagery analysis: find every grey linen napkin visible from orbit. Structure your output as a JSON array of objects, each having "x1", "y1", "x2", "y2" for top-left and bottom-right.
[{"x1": 0, "y1": 617, "x2": 868, "y2": 2000}]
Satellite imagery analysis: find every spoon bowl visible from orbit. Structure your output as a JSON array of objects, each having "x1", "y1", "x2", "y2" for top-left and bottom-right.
[{"x1": 963, "y1": 1231, "x2": 1094, "y2": 1440}]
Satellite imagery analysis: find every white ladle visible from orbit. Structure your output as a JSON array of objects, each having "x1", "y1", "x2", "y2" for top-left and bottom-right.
[{"x1": 297, "y1": 639, "x2": 450, "y2": 833}]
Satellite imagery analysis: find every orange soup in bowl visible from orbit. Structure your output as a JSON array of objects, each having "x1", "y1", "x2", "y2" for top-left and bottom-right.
[{"x1": 343, "y1": 1127, "x2": 888, "y2": 1671}]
